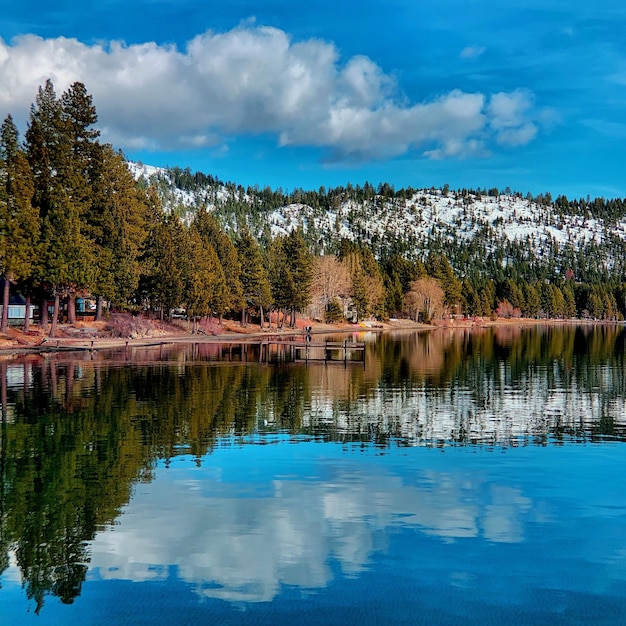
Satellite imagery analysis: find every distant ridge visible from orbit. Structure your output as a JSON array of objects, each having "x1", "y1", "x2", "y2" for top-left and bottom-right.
[{"x1": 127, "y1": 161, "x2": 626, "y2": 282}]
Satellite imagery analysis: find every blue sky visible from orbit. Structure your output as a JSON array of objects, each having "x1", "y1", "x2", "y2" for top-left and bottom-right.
[{"x1": 1, "y1": 0, "x2": 625, "y2": 198}]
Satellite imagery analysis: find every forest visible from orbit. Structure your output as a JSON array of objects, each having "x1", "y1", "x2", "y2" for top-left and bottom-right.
[{"x1": 2, "y1": 80, "x2": 626, "y2": 337}]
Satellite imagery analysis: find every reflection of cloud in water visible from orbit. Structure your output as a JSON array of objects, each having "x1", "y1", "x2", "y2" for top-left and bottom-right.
[{"x1": 88, "y1": 461, "x2": 538, "y2": 602}]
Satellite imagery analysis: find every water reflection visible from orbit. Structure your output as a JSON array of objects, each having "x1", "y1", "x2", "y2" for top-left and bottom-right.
[
  {"x1": 85, "y1": 449, "x2": 539, "y2": 604},
  {"x1": 0, "y1": 324, "x2": 625, "y2": 617}
]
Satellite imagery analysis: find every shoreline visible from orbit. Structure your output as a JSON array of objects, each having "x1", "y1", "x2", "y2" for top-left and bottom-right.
[
  {"x1": 0, "y1": 316, "x2": 622, "y2": 358},
  {"x1": 0, "y1": 319, "x2": 428, "y2": 356}
]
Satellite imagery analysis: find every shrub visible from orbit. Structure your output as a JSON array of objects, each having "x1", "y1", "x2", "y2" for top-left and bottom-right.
[
  {"x1": 325, "y1": 299, "x2": 344, "y2": 323},
  {"x1": 495, "y1": 300, "x2": 521, "y2": 319}
]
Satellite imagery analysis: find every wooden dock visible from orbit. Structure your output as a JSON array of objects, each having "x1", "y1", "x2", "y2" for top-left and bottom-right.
[
  {"x1": 259, "y1": 339, "x2": 365, "y2": 365},
  {"x1": 212, "y1": 338, "x2": 366, "y2": 365}
]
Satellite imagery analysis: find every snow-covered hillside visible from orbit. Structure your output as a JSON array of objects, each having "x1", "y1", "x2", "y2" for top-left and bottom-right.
[{"x1": 127, "y1": 161, "x2": 626, "y2": 277}]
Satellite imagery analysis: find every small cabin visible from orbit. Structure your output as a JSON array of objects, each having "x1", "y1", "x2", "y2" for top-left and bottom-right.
[{"x1": 0, "y1": 282, "x2": 36, "y2": 326}]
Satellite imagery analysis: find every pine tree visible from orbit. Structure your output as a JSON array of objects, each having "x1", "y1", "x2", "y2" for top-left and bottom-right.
[
  {"x1": 236, "y1": 228, "x2": 271, "y2": 326},
  {"x1": 281, "y1": 230, "x2": 313, "y2": 327},
  {"x1": 524, "y1": 283, "x2": 541, "y2": 318},
  {"x1": 25, "y1": 80, "x2": 62, "y2": 221},
  {"x1": 192, "y1": 210, "x2": 244, "y2": 317},
  {"x1": 25, "y1": 80, "x2": 98, "y2": 334},
  {"x1": 149, "y1": 215, "x2": 187, "y2": 320},
  {"x1": 0, "y1": 115, "x2": 39, "y2": 332},
  {"x1": 88, "y1": 145, "x2": 149, "y2": 311},
  {"x1": 266, "y1": 236, "x2": 294, "y2": 327},
  {"x1": 426, "y1": 253, "x2": 463, "y2": 313},
  {"x1": 562, "y1": 283, "x2": 577, "y2": 318},
  {"x1": 184, "y1": 229, "x2": 227, "y2": 332},
  {"x1": 184, "y1": 228, "x2": 211, "y2": 331}
]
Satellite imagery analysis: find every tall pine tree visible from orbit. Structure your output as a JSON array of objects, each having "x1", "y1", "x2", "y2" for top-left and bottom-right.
[{"x1": 0, "y1": 115, "x2": 38, "y2": 332}]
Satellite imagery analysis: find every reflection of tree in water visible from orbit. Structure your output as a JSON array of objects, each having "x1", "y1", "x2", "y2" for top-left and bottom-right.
[
  {"x1": 0, "y1": 325, "x2": 625, "y2": 610},
  {"x1": 1, "y1": 363, "x2": 148, "y2": 612}
]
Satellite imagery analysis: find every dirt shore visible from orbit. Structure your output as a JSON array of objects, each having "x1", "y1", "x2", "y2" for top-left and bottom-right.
[
  {"x1": 0, "y1": 317, "x2": 430, "y2": 356},
  {"x1": 0, "y1": 315, "x2": 613, "y2": 356}
]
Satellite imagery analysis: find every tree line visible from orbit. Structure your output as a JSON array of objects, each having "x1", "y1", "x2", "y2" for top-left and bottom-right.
[
  {"x1": 0, "y1": 81, "x2": 316, "y2": 335},
  {"x1": 2, "y1": 80, "x2": 626, "y2": 335}
]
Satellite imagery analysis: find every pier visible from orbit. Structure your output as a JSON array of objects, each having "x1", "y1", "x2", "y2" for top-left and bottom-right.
[{"x1": 259, "y1": 339, "x2": 365, "y2": 365}]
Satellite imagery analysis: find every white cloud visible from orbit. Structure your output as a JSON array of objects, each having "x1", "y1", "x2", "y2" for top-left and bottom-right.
[
  {"x1": 0, "y1": 27, "x2": 543, "y2": 160},
  {"x1": 488, "y1": 90, "x2": 538, "y2": 146},
  {"x1": 460, "y1": 45, "x2": 486, "y2": 60}
]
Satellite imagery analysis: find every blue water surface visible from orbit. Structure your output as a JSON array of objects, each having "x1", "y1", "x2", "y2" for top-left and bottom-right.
[
  {"x1": 2, "y1": 326, "x2": 626, "y2": 624},
  {"x1": 3, "y1": 437, "x2": 626, "y2": 625}
]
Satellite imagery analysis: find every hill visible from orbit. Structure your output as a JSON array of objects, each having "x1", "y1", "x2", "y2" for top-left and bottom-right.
[{"x1": 129, "y1": 162, "x2": 626, "y2": 287}]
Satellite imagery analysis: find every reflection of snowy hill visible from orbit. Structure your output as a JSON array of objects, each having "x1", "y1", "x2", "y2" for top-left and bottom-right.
[{"x1": 302, "y1": 370, "x2": 626, "y2": 446}]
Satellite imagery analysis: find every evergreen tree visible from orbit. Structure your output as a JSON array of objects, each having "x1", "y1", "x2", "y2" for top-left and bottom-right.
[
  {"x1": 588, "y1": 290, "x2": 604, "y2": 319},
  {"x1": 25, "y1": 80, "x2": 62, "y2": 221},
  {"x1": 552, "y1": 285, "x2": 566, "y2": 318},
  {"x1": 281, "y1": 230, "x2": 313, "y2": 327},
  {"x1": 0, "y1": 115, "x2": 39, "y2": 332},
  {"x1": 463, "y1": 282, "x2": 479, "y2": 316},
  {"x1": 524, "y1": 283, "x2": 541, "y2": 318},
  {"x1": 236, "y1": 228, "x2": 271, "y2": 326},
  {"x1": 426, "y1": 253, "x2": 463, "y2": 313},
  {"x1": 141, "y1": 214, "x2": 187, "y2": 319},
  {"x1": 562, "y1": 283, "x2": 577, "y2": 318},
  {"x1": 184, "y1": 229, "x2": 227, "y2": 332},
  {"x1": 192, "y1": 210, "x2": 244, "y2": 316},
  {"x1": 25, "y1": 80, "x2": 97, "y2": 334},
  {"x1": 88, "y1": 145, "x2": 149, "y2": 313},
  {"x1": 505, "y1": 278, "x2": 525, "y2": 312},
  {"x1": 266, "y1": 236, "x2": 295, "y2": 328},
  {"x1": 350, "y1": 267, "x2": 369, "y2": 322}
]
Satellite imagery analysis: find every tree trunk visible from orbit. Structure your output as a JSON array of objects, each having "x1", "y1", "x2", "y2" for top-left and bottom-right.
[
  {"x1": 0, "y1": 278, "x2": 9, "y2": 333},
  {"x1": 1, "y1": 362, "x2": 6, "y2": 424},
  {"x1": 24, "y1": 294, "x2": 31, "y2": 333},
  {"x1": 95, "y1": 295, "x2": 103, "y2": 321},
  {"x1": 259, "y1": 305, "x2": 264, "y2": 330},
  {"x1": 241, "y1": 307, "x2": 246, "y2": 326},
  {"x1": 67, "y1": 292, "x2": 77, "y2": 324},
  {"x1": 50, "y1": 293, "x2": 60, "y2": 338},
  {"x1": 40, "y1": 295, "x2": 49, "y2": 328}
]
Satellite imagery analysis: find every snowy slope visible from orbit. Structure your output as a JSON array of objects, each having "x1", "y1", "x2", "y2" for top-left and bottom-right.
[{"x1": 127, "y1": 161, "x2": 626, "y2": 273}]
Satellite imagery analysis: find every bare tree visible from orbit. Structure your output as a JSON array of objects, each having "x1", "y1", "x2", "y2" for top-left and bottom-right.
[
  {"x1": 404, "y1": 277, "x2": 445, "y2": 322},
  {"x1": 310, "y1": 255, "x2": 351, "y2": 318}
]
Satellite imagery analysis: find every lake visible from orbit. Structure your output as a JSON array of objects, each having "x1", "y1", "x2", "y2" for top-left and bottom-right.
[{"x1": 1, "y1": 325, "x2": 626, "y2": 625}]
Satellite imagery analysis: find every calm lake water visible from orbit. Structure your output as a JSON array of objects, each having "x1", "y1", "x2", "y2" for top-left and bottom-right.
[{"x1": 1, "y1": 325, "x2": 626, "y2": 625}]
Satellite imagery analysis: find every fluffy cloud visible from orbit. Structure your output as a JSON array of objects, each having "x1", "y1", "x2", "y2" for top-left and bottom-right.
[
  {"x1": 488, "y1": 90, "x2": 538, "y2": 146},
  {"x1": 0, "y1": 27, "x2": 542, "y2": 160}
]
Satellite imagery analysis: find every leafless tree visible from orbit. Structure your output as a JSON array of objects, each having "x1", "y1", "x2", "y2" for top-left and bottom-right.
[
  {"x1": 309, "y1": 255, "x2": 351, "y2": 316},
  {"x1": 404, "y1": 277, "x2": 445, "y2": 321}
]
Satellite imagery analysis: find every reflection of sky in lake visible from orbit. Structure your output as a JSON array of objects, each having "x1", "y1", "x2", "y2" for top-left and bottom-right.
[
  {"x1": 80, "y1": 439, "x2": 626, "y2": 609},
  {"x1": 3, "y1": 437, "x2": 626, "y2": 624}
]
